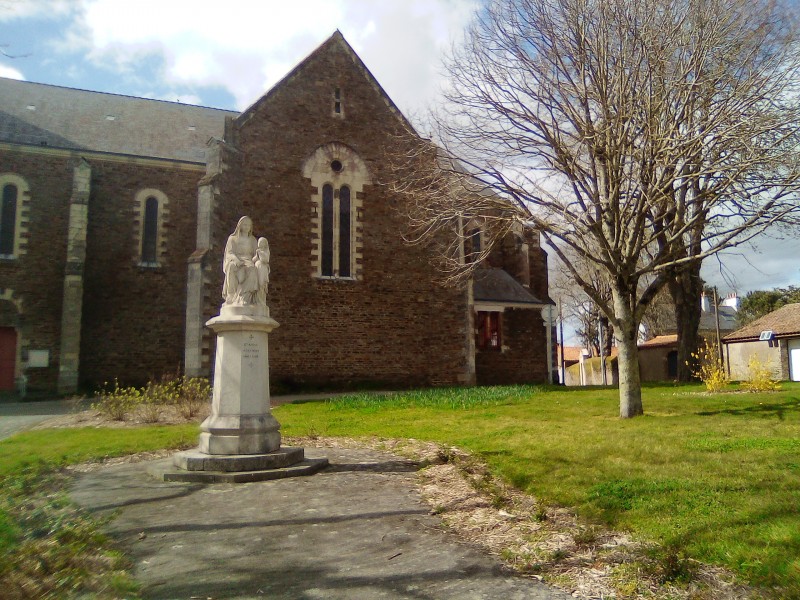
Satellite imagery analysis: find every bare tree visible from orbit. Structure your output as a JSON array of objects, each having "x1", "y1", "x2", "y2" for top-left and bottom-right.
[
  {"x1": 391, "y1": 0, "x2": 800, "y2": 417},
  {"x1": 550, "y1": 251, "x2": 614, "y2": 357}
]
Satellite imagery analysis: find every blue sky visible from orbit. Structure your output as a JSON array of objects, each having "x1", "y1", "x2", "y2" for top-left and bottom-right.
[
  {"x1": 0, "y1": 0, "x2": 476, "y2": 115},
  {"x1": 2, "y1": 0, "x2": 798, "y2": 298}
]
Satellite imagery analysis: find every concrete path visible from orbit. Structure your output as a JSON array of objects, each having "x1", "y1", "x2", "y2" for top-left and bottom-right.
[
  {"x1": 71, "y1": 447, "x2": 571, "y2": 600},
  {"x1": 0, "y1": 392, "x2": 380, "y2": 441},
  {"x1": 0, "y1": 398, "x2": 89, "y2": 441}
]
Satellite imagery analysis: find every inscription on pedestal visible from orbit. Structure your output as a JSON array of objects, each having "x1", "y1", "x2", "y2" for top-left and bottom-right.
[{"x1": 243, "y1": 334, "x2": 260, "y2": 368}]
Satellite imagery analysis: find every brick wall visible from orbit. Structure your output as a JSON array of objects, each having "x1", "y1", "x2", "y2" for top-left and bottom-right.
[
  {"x1": 475, "y1": 307, "x2": 549, "y2": 385},
  {"x1": 80, "y1": 160, "x2": 202, "y2": 388},
  {"x1": 0, "y1": 151, "x2": 73, "y2": 391},
  {"x1": 207, "y1": 37, "x2": 473, "y2": 389}
]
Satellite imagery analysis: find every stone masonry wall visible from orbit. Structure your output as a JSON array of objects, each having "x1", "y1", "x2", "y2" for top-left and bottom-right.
[
  {"x1": 211, "y1": 38, "x2": 473, "y2": 389},
  {"x1": 474, "y1": 227, "x2": 552, "y2": 385},
  {"x1": 80, "y1": 160, "x2": 203, "y2": 388},
  {"x1": 475, "y1": 307, "x2": 549, "y2": 385},
  {"x1": 0, "y1": 150, "x2": 73, "y2": 392}
]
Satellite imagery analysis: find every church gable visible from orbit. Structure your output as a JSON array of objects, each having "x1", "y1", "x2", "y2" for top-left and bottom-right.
[{"x1": 237, "y1": 31, "x2": 415, "y2": 134}]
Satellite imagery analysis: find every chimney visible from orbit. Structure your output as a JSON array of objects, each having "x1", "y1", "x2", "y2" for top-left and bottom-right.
[{"x1": 721, "y1": 293, "x2": 739, "y2": 311}]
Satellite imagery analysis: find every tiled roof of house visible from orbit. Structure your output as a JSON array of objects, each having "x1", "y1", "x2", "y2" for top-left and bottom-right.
[
  {"x1": 639, "y1": 334, "x2": 678, "y2": 348},
  {"x1": 559, "y1": 346, "x2": 584, "y2": 362},
  {"x1": 473, "y1": 268, "x2": 545, "y2": 305},
  {"x1": 559, "y1": 345, "x2": 618, "y2": 360},
  {"x1": 723, "y1": 303, "x2": 800, "y2": 342},
  {"x1": 0, "y1": 77, "x2": 237, "y2": 162}
]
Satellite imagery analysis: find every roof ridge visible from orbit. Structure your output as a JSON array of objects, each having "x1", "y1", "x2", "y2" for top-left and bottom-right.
[{"x1": 0, "y1": 76, "x2": 238, "y2": 113}]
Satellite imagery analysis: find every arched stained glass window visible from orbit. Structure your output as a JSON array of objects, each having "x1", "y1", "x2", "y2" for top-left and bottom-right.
[
  {"x1": 0, "y1": 184, "x2": 17, "y2": 256},
  {"x1": 141, "y1": 196, "x2": 159, "y2": 264}
]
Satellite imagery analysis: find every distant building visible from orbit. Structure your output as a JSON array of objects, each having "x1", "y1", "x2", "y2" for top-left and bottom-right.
[
  {"x1": 723, "y1": 303, "x2": 800, "y2": 381},
  {"x1": 638, "y1": 293, "x2": 738, "y2": 382}
]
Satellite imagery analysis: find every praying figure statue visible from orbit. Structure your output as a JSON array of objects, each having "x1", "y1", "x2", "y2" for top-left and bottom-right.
[{"x1": 222, "y1": 216, "x2": 268, "y2": 306}]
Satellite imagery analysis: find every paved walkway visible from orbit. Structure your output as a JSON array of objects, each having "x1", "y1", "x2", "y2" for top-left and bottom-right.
[
  {"x1": 0, "y1": 398, "x2": 89, "y2": 440},
  {"x1": 0, "y1": 392, "x2": 385, "y2": 441},
  {"x1": 70, "y1": 447, "x2": 572, "y2": 600},
  {"x1": 6, "y1": 395, "x2": 571, "y2": 598}
]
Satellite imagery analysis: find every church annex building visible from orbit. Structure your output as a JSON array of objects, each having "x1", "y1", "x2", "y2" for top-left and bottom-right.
[{"x1": 0, "y1": 32, "x2": 554, "y2": 395}]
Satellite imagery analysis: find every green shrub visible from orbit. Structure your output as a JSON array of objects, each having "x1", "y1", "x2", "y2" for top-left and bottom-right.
[
  {"x1": 91, "y1": 380, "x2": 139, "y2": 421},
  {"x1": 175, "y1": 377, "x2": 211, "y2": 419},
  {"x1": 92, "y1": 375, "x2": 210, "y2": 422}
]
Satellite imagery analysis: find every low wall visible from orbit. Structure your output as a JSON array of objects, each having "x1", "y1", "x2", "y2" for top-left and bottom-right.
[{"x1": 565, "y1": 356, "x2": 618, "y2": 386}]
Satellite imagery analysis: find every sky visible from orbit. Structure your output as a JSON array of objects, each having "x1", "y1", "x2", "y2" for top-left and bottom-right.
[{"x1": 1, "y1": 0, "x2": 799, "y2": 301}]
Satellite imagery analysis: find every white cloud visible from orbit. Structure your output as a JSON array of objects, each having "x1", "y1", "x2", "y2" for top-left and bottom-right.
[
  {"x1": 48, "y1": 0, "x2": 477, "y2": 112},
  {"x1": 0, "y1": 0, "x2": 73, "y2": 21},
  {"x1": 0, "y1": 63, "x2": 24, "y2": 80}
]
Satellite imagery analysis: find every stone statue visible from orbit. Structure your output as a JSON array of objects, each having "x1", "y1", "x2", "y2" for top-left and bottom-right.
[
  {"x1": 222, "y1": 216, "x2": 264, "y2": 306},
  {"x1": 254, "y1": 237, "x2": 270, "y2": 305}
]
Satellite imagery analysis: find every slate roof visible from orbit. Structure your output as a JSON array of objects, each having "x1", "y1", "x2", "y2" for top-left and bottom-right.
[
  {"x1": 700, "y1": 305, "x2": 738, "y2": 332},
  {"x1": 723, "y1": 303, "x2": 800, "y2": 343},
  {"x1": 473, "y1": 268, "x2": 546, "y2": 306},
  {"x1": 0, "y1": 77, "x2": 237, "y2": 162}
]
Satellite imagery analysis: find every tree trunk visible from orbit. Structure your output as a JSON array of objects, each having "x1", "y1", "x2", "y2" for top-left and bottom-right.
[
  {"x1": 612, "y1": 289, "x2": 644, "y2": 418},
  {"x1": 669, "y1": 265, "x2": 703, "y2": 382}
]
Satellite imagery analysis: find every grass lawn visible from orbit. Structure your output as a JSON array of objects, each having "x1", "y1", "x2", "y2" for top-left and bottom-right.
[
  {"x1": 274, "y1": 383, "x2": 800, "y2": 597},
  {"x1": 0, "y1": 424, "x2": 197, "y2": 599}
]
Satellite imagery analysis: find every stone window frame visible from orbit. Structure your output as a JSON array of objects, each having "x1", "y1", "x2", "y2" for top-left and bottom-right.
[
  {"x1": 303, "y1": 143, "x2": 370, "y2": 281},
  {"x1": 0, "y1": 173, "x2": 31, "y2": 260},
  {"x1": 133, "y1": 188, "x2": 169, "y2": 268},
  {"x1": 475, "y1": 310, "x2": 503, "y2": 351},
  {"x1": 462, "y1": 219, "x2": 485, "y2": 265},
  {"x1": 333, "y1": 86, "x2": 344, "y2": 118}
]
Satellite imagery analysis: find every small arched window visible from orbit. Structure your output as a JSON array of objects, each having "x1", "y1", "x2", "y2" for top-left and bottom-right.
[
  {"x1": 134, "y1": 189, "x2": 168, "y2": 267},
  {"x1": 141, "y1": 196, "x2": 159, "y2": 264},
  {"x1": 0, "y1": 184, "x2": 17, "y2": 256}
]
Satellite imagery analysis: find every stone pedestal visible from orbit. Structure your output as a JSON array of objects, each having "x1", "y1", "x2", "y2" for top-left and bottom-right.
[
  {"x1": 199, "y1": 305, "x2": 280, "y2": 454},
  {"x1": 162, "y1": 304, "x2": 328, "y2": 483}
]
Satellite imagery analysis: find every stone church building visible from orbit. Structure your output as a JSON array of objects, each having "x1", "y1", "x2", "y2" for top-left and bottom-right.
[{"x1": 0, "y1": 32, "x2": 553, "y2": 395}]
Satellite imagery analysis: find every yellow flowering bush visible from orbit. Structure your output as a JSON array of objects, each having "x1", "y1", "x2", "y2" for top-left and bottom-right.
[{"x1": 690, "y1": 340, "x2": 729, "y2": 392}]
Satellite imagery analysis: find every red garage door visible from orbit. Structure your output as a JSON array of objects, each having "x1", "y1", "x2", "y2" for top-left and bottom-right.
[{"x1": 0, "y1": 327, "x2": 16, "y2": 391}]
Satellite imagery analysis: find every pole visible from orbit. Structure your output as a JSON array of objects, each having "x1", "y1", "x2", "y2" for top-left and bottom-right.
[
  {"x1": 542, "y1": 305, "x2": 554, "y2": 384},
  {"x1": 713, "y1": 286, "x2": 722, "y2": 363},
  {"x1": 558, "y1": 299, "x2": 565, "y2": 385},
  {"x1": 599, "y1": 316, "x2": 607, "y2": 385}
]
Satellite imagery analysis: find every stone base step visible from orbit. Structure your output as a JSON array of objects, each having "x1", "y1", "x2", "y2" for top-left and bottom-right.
[
  {"x1": 173, "y1": 446, "x2": 305, "y2": 472},
  {"x1": 148, "y1": 446, "x2": 329, "y2": 483}
]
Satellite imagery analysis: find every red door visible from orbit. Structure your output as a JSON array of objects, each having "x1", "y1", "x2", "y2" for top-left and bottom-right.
[{"x1": 0, "y1": 327, "x2": 16, "y2": 391}]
